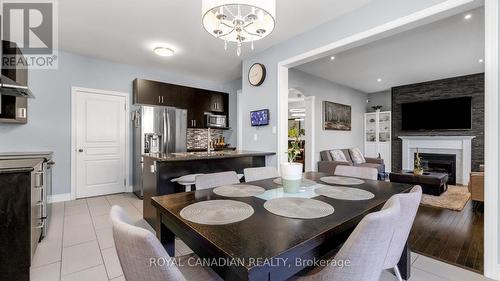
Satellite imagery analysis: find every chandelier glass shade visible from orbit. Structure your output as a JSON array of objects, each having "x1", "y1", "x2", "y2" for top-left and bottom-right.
[{"x1": 202, "y1": 0, "x2": 276, "y2": 56}]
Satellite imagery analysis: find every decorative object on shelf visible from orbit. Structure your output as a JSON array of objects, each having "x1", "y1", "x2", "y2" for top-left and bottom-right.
[
  {"x1": 202, "y1": 0, "x2": 276, "y2": 56},
  {"x1": 369, "y1": 118, "x2": 375, "y2": 123},
  {"x1": 281, "y1": 127, "x2": 303, "y2": 193},
  {"x1": 413, "y1": 148, "x2": 424, "y2": 175},
  {"x1": 323, "y1": 101, "x2": 351, "y2": 131},
  {"x1": 248, "y1": 63, "x2": 266, "y2": 86},
  {"x1": 371, "y1": 105, "x2": 383, "y2": 111}
]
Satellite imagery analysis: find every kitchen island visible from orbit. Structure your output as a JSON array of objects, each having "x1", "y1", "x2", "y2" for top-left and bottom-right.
[{"x1": 142, "y1": 150, "x2": 275, "y2": 226}]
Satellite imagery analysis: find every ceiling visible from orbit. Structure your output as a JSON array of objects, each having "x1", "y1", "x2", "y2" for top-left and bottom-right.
[
  {"x1": 58, "y1": 0, "x2": 373, "y2": 83},
  {"x1": 295, "y1": 7, "x2": 485, "y2": 93}
]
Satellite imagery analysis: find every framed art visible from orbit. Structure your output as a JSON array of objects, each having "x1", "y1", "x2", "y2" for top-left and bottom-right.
[{"x1": 323, "y1": 101, "x2": 351, "y2": 130}]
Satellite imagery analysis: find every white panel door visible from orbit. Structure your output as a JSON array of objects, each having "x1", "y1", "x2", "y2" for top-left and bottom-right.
[{"x1": 75, "y1": 91, "x2": 127, "y2": 198}]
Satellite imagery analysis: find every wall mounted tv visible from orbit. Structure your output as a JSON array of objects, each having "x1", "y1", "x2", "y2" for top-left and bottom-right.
[
  {"x1": 250, "y1": 109, "x2": 269, "y2": 126},
  {"x1": 401, "y1": 97, "x2": 472, "y2": 131}
]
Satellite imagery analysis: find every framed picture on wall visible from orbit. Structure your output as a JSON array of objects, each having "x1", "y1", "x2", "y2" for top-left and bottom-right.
[{"x1": 323, "y1": 101, "x2": 351, "y2": 131}]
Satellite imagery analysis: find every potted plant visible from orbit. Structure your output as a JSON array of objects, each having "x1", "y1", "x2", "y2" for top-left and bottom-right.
[
  {"x1": 281, "y1": 127, "x2": 303, "y2": 193},
  {"x1": 413, "y1": 148, "x2": 424, "y2": 175}
]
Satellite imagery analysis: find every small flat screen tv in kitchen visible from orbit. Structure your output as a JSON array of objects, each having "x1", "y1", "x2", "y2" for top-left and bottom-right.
[
  {"x1": 250, "y1": 109, "x2": 269, "y2": 126},
  {"x1": 401, "y1": 97, "x2": 472, "y2": 131}
]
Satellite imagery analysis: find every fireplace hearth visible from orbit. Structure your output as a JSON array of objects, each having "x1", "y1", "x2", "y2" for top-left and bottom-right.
[{"x1": 415, "y1": 153, "x2": 456, "y2": 185}]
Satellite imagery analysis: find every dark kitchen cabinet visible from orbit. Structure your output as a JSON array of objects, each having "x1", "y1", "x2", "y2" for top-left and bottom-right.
[
  {"x1": 187, "y1": 91, "x2": 209, "y2": 128},
  {"x1": 133, "y1": 78, "x2": 229, "y2": 128},
  {"x1": 208, "y1": 91, "x2": 227, "y2": 113},
  {"x1": 133, "y1": 79, "x2": 161, "y2": 105}
]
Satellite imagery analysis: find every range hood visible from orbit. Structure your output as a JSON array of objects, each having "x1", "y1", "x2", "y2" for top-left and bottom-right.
[
  {"x1": 0, "y1": 40, "x2": 34, "y2": 98},
  {"x1": 0, "y1": 75, "x2": 34, "y2": 98}
]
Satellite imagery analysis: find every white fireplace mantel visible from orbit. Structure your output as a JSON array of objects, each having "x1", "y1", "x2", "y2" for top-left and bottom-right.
[{"x1": 398, "y1": 135, "x2": 475, "y2": 185}]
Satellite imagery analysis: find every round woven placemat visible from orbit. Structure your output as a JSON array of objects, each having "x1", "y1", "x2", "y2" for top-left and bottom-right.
[
  {"x1": 213, "y1": 184, "x2": 265, "y2": 197},
  {"x1": 263, "y1": 197, "x2": 334, "y2": 219},
  {"x1": 314, "y1": 185, "x2": 375, "y2": 201},
  {"x1": 319, "y1": 176, "x2": 365, "y2": 186},
  {"x1": 180, "y1": 200, "x2": 254, "y2": 225},
  {"x1": 273, "y1": 178, "x2": 317, "y2": 187}
]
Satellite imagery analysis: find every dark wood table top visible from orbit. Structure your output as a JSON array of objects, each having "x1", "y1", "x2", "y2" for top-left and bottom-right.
[{"x1": 152, "y1": 172, "x2": 413, "y2": 280}]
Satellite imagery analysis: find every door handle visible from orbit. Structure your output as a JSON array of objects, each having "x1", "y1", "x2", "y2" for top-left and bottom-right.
[
  {"x1": 158, "y1": 96, "x2": 161, "y2": 103},
  {"x1": 161, "y1": 96, "x2": 164, "y2": 103},
  {"x1": 78, "y1": 149, "x2": 84, "y2": 152}
]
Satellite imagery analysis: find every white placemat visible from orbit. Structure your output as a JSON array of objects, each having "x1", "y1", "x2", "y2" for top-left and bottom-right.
[
  {"x1": 180, "y1": 200, "x2": 254, "y2": 225},
  {"x1": 213, "y1": 184, "x2": 265, "y2": 197},
  {"x1": 314, "y1": 185, "x2": 375, "y2": 200},
  {"x1": 320, "y1": 176, "x2": 365, "y2": 185},
  {"x1": 263, "y1": 198, "x2": 334, "y2": 219},
  {"x1": 273, "y1": 177, "x2": 317, "y2": 187}
]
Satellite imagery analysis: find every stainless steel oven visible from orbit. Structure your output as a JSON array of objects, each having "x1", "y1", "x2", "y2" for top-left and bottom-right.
[{"x1": 205, "y1": 113, "x2": 227, "y2": 128}]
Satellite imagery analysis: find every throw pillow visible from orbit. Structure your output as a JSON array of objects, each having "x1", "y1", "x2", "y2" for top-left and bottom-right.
[
  {"x1": 349, "y1": 148, "x2": 366, "y2": 164},
  {"x1": 330, "y1": 150, "x2": 348, "y2": 162}
]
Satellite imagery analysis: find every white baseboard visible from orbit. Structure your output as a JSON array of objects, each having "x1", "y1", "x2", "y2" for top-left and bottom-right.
[{"x1": 48, "y1": 193, "x2": 71, "y2": 203}]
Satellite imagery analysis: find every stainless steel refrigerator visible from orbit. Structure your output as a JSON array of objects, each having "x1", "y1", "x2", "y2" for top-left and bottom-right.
[{"x1": 132, "y1": 106, "x2": 187, "y2": 198}]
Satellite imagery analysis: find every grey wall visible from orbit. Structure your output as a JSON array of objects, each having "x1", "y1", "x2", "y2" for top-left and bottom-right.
[
  {"x1": 391, "y1": 73, "x2": 484, "y2": 172},
  {"x1": 367, "y1": 90, "x2": 391, "y2": 112},
  {"x1": 289, "y1": 69, "x2": 367, "y2": 163},
  {"x1": 0, "y1": 51, "x2": 239, "y2": 195},
  {"x1": 240, "y1": 0, "x2": 449, "y2": 167}
]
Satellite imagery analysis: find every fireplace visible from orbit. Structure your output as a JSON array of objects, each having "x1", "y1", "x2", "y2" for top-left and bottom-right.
[{"x1": 414, "y1": 153, "x2": 456, "y2": 185}]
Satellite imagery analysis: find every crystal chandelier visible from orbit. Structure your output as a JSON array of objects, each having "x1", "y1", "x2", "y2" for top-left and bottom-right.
[{"x1": 202, "y1": 0, "x2": 276, "y2": 56}]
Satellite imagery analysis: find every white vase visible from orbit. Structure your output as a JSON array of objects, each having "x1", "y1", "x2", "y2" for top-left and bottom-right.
[{"x1": 280, "y1": 162, "x2": 303, "y2": 193}]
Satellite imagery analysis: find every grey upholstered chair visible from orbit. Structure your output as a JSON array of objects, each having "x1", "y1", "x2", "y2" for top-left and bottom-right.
[
  {"x1": 334, "y1": 165, "x2": 378, "y2": 180},
  {"x1": 383, "y1": 185, "x2": 422, "y2": 281},
  {"x1": 195, "y1": 171, "x2": 240, "y2": 190},
  {"x1": 292, "y1": 197, "x2": 401, "y2": 281},
  {"x1": 110, "y1": 206, "x2": 221, "y2": 281},
  {"x1": 243, "y1": 167, "x2": 279, "y2": 182}
]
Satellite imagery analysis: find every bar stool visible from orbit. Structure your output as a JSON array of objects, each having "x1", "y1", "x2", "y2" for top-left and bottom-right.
[{"x1": 171, "y1": 174, "x2": 204, "y2": 192}]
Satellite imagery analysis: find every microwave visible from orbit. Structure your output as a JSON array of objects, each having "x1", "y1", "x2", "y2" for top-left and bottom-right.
[{"x1": 205, "y1": 114, "x2": 227, "y2": 128}]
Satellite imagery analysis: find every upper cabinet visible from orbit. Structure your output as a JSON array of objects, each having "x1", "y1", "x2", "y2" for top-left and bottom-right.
[{"x1": 133, "y1": 78, "x2": 229, "y2": 128}]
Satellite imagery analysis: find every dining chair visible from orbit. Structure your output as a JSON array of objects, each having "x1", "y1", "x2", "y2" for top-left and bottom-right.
[
  {"x1": 383, "y1": 185, "x2": 422, "y2": 281},
  {"x1": 195, "y1": 171, "x2": 240, "y2": 190},
  {"x1": 110, "y1": 205, "x2": 222, "y2": 281},
  {"x1": 243, "y1": 167, "x2": 279, "y2": 182},
  {"x1": 334, "y1": 165, "x2": 378, "y2": 180},
  {"x1": 171, "y1": 173, "x2": 204, "y2": 192},
  {"x1": 291, "y1": 197, "x2": 401, "y2": 281}
]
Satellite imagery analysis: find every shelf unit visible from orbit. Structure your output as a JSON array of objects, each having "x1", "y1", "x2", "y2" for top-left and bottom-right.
[{"x1": 364, "y1": 110, "x2": 391, "y2": 172}]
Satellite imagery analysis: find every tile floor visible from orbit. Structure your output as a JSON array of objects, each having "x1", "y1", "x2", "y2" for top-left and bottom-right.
[{"x1": 30, "y1": 193, "x2": 492, "y2": 281}]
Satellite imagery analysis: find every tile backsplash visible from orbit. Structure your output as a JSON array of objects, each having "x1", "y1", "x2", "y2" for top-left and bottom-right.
[{"x1": 187, "y1": 128, "x2": 223, "y2": 150}]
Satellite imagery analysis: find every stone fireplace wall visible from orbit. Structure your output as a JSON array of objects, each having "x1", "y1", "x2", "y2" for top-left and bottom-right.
[{"x1": 391, "y1": 73, "x2": 484, "y2": 172}]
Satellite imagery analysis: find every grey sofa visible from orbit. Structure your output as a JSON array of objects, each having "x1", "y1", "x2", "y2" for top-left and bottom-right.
[{"x1": 318, "y1": 149, "x2": 386, "y2": 180}]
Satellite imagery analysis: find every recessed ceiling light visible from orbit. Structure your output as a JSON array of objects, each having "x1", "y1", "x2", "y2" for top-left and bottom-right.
[
  {"x1": 464, "y1": 14, "x2": 472, "y2": 20},
  {"x1": 291, "y1": 113, "x2": 306, "y2": 117},
  {"x1": 295, "y1": 118, "x2": 305, "y2": 121},
  {"x1": 153, "y1": 46, "x2": 175, "y2": 57},
  {"x1": 478, "y1": 58, "x2": 484, "y2": 63},
  {"x1": 289, "y1": 108, "x2": 305, "y2": 113},
  {"x1": 330, "y1": 56, "x2": 336, "y2": 60},
  {"x1": 377, "y1": 78, "x2": 382, "y2": 82}
]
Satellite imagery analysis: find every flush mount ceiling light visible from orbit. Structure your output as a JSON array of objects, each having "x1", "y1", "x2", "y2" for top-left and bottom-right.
[
  {"x1": 464, "y1": 14, "x2": 472, "y2": 20},
  {"x1": 330, "y1": 56, "x2": 336, "y2": 60},
  {"x1": 153, "y1": 46, "x2": 175, "y2": 57},
  {"x1": 377, "y1": 78, "x2": 382, "y2": 82},
  {"x1": 202, "y1": 0, "x2": 276, "y2": 56},
  {"x1": 289, "y1": 108, "x2": 305, "y2": 113},
  {"x1": 478, "y1": 58, "x2": 484, "y2": 63},
  {"x1": 291, "y1": 113, "x2": 306, "y2": 117}
]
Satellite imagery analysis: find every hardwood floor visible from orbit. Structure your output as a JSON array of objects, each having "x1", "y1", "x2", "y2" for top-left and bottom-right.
[{"x1": 409, "y1": 200, "x2": 484, "y2": 273}]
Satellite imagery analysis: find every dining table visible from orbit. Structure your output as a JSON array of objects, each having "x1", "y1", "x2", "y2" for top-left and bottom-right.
[{"x1": 151, "y1": 171, "x2": 414, "y2": 281}]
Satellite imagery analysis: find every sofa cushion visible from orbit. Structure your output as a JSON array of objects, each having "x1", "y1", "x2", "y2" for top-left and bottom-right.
[
  {"x1": 349, "y1": 148, "x2": 366, "y2": 164},
  {"x1": 329, "y1": 150, "x2": 348, "y2": 162}
]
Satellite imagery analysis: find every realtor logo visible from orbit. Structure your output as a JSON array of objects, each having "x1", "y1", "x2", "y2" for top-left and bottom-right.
[{"x1": 1, "y1": 0, "x2": 58, "y2": 69}]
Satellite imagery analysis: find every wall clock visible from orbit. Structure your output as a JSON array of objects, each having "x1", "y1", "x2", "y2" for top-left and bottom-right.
[{"x1": 248, "y1": 63, "x2": 266, "y2": 86}]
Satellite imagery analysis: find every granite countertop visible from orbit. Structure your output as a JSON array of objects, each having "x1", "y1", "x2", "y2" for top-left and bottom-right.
[
  {"x1": 144, "y1": 150, "x2": 275, "y2": 162},
  {"x1": 0, "y1": 158, "x2": 44, "y2": 174}
]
